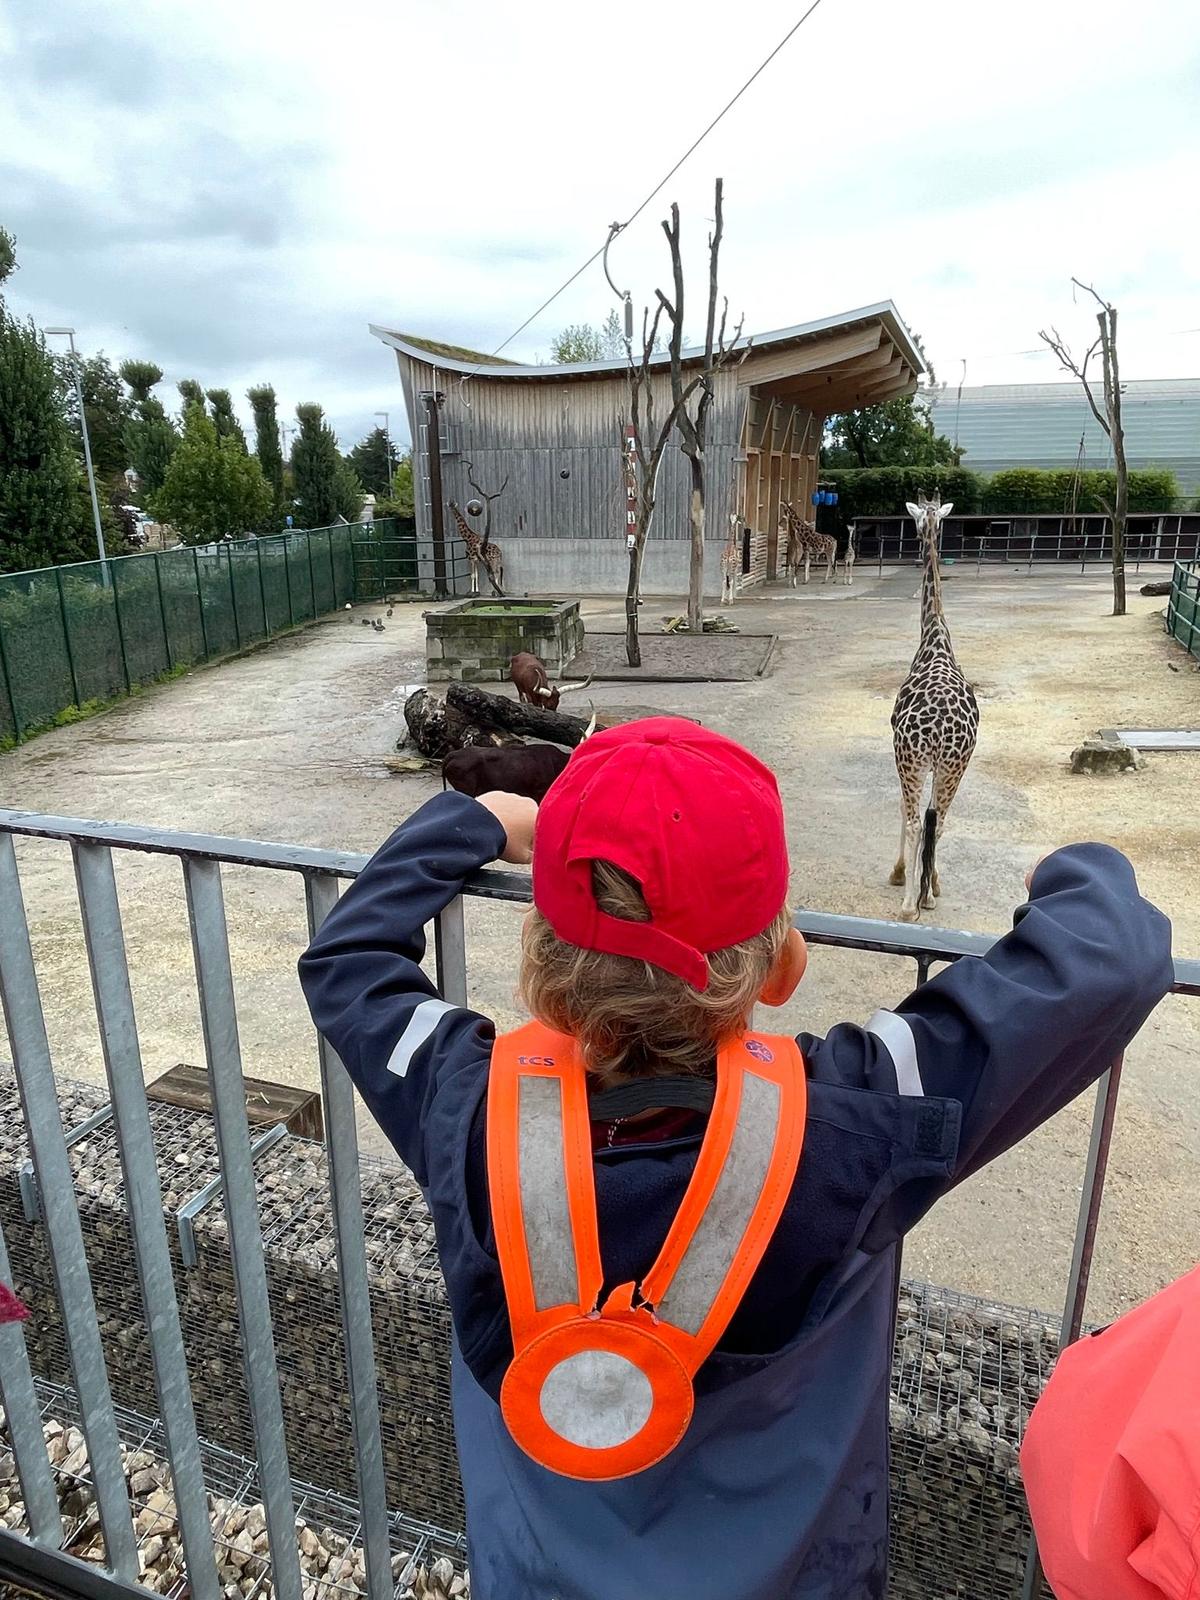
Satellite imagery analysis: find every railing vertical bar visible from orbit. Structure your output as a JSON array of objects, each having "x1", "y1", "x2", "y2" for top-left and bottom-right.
[
  {"x1": 0, "y1": 1218, "x2": 64, "y2": 1548},
  {"x1": 435, "y1": 896, "x2": 468, "y2": 1006},
  {"x1": 1020, "y1": 1056, "x2": 1124, "y2": 1600},
  {"x1": 0, "y1": 835, "x2": 138, "y2": 1578},
  {"x1": 72, "y1": 843, "x2": 221, "y2": 1600},
  {"x1": 304, "y1": 871, "x2": 392, "y2": 1600},
  {"x1": 181, "y1": 857, "x2": 303, "y2": 1600}
]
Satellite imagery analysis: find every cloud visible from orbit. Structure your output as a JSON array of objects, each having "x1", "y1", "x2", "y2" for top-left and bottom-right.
[{"x1": 2, "y1": 0, "x2": 1198, "y2": 452}]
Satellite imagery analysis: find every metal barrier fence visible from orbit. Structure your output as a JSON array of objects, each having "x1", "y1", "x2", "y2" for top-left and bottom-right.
[
  {"x1": 0, "y1": 810, "x2": 1196, "y2": 1600},
  {"x1": 0, "y1": 527, "x2": 359, "y2": 746},
  {"x1": 851, "y1": 511, "x2": 1200, "y2": 573},
  {"x1": 350, "y1": 527, "x2": 474, "y2": 603},
  {"x1": 1166, "y1": 560, "x2": 1200, "y2": 662}
]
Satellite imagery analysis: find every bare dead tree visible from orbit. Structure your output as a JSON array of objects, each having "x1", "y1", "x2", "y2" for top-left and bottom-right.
[
  {"x1": 657, "y1": 179, "x2": 748, "y2": 633},
  {"x1": 463, "y1": 458, "x2": 509, "y2": 557},
  {"x1": 1039, "y1": 281, "x2": 1128, "y2": 616},
  {"x1": 621, "y1": 304, "x2": 702, "y2": 666}
]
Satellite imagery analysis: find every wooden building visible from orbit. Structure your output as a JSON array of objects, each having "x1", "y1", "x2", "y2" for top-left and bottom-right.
[{"x1": 371, "y1": 302, "x2": 923, "y2": 595}]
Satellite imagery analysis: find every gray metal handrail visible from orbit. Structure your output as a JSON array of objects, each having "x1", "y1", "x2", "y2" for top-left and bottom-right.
[{"x1": 0, "y1": 807, "x2": 1195, "y2": 1600}]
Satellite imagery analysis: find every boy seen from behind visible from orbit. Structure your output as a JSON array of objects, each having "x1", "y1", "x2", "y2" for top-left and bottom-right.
[{"x1": 300, "y1": 717, "x2": 1172, "y2": 1600}]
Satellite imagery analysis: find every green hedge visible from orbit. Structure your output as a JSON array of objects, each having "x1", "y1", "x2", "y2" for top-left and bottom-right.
[
  {"x1": 824, "y1": 465, "x2": 1182, "y2": 518},
  {"x1": 823, "y1": 467, "x2": 984, "y2": 521}
]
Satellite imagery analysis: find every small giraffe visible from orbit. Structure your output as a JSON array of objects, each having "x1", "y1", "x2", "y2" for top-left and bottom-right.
[
  {"x1": 449, "y1": 501, "x2": 504, "y2": 597},
  {"x1": 889, "y1": 494, "x2": 979, "y2": 921},
  {"x1": 780, "y1": 500, "x2": 835, "y2": 586},
  {"x1": 840, "y1": 522, "x2": 856, "y2": 587},
  {"x1": 720, "y1": 515, "x2": 740, "y2": 605}
]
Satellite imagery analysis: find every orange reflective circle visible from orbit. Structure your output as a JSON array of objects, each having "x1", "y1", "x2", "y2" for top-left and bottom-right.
[{"x1": 501, "y1": 1317, "x2": 694, "y2": 1481}]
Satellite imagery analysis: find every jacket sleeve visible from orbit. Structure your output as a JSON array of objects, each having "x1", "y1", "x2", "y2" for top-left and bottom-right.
[
  {"x1": 800, "y1": 844, "x2": 1174, "y2": 1249},
  {"x1": 297, "y1": 791, "x2": 507, "y2": 1185}
]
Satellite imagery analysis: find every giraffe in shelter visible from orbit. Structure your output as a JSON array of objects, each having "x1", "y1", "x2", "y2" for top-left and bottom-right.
[
  {"x1": 780, "y1": 500, "x2": 836, "y2": 586},
  {"x1": 720, "y1": 515, "x2": 740, "y2": 605},
  {"x1": 889, "y1": 493, "x2": 979, "y2": 921},
  {"x1": 448, "y1": 502, "x2": 505, "y2": 597}
]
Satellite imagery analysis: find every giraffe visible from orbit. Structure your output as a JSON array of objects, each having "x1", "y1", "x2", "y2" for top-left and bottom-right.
[
  {"x1": 449, "y1": 501, "x2": 505, "y2": 597},
  {"x1": 840, "y1": 521, "x2": 856, "y2": 586},
  {"x1": 720, "y1": 514, "x2": 740, "y2": 605},
  {"x1": 889, "y1": 493, "x2": 979, "y2": 922},
  {"x1": 780, "y1": 500, "x2": 835, "y2": 586}
]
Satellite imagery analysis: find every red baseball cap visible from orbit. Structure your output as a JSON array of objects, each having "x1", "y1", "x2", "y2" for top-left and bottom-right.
[{"x1": 532, "y1": 717, "x2": 789, "y2": 991}]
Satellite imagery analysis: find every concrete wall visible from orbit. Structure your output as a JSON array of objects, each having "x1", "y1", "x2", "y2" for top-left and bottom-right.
[{"x1": 499, "y1": 537, "x2": 729, "y2": 598}]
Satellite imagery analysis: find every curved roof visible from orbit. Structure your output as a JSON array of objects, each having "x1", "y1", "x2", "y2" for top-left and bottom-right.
[{"x1": 369, "y1": 301, "x2": 925, "y2": 393}]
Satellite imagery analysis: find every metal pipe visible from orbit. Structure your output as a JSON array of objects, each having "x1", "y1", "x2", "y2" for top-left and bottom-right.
[
  {"x1": 423, "y1": 391, "x2": 449, "y2": 599},
  {"x1": 182, "y1": 858, "x2": 304, "y2": 1600},
  {"x1": 0, "y1": 836, "x2": 138, "y2": 1578},
  {"x1": 435, "y1": 896, "x2": 469, "y2": 1006},
  {"x1": 72, "y1": 843, "x2": 221, "y2": 1600},
  {"x1": 46, "y1": 329, "x2": 108, "y2": 586},
  {"x1": 305, "y1": 871, "x2": 392, "y2": 1600},
  {"x1": 0, "y1": 1219, "x2": 64, "y2": 1548},
  {"x1": 1021, "y1": 1057, "x2": 1125, "y2": 1598}
]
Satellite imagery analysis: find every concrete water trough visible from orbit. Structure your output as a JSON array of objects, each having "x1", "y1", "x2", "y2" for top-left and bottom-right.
[{"x1": 424, "y1": 597, "x2": 585, "y2": 684}]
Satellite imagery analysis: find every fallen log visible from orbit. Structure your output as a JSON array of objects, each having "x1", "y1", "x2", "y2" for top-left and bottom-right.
[
  {"x1": 403, "y1": 688, "x2": 519, "y2": 760},
  {"x1": 445, "y1": 683, "x2": 590, "y2": 747},
  {"x1": 1140, "y1": 580, "x2": 1173, "y2": 597}
]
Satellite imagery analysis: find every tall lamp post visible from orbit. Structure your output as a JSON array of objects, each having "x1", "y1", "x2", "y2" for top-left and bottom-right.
[
  {"x1": 45, "y1": 326, "x2": 108, "y2": 584},
  {"x1": 374, "y1": 410, "x2": 394, "y2": 498}
]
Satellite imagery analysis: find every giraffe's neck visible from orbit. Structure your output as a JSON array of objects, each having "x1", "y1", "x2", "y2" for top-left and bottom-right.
[
  {"x1": 449, "y1": 505, "x2": 481, "y2": 554},
  {"x1": 919, "y1": 528, "x2": 945, "y2": 637}
]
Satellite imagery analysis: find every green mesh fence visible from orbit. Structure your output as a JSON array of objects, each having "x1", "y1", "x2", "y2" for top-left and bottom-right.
[
  {"x1": 1167, "y1": 561, "x2": 1200, "y2": 662},
  {"x1": 351, "y1": 517, "x2": 420, "y2": 600},
  {"x1": 0, "y1": 527, "x2": 357, "y2": 742}
]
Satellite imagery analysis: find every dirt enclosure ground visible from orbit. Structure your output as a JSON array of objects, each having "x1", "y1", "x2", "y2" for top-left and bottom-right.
[{"x1": 1, "y1": 565, "x2": 1197, "y2": 1323}]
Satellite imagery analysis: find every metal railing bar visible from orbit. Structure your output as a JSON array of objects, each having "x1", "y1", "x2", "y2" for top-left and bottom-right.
[
  {"x1": 1021, "y1": 1054, "x2": 1125, "y2": 1599},
  {"x1": 0, "y1": 1528, "x2": 158, "y2": 1600},
  {"x1": 304, "y1": 869, "x2": 392, "y2": 1600},
  {"x1": 175, "y1": 1123, "x2": 289, "y2": 1270},
  {"x1": 181, "y1": 858, "x2": 304, "y2": 1600},
  {"x1": 18, "y1": 1102, "x2": 118, "y2": 1223},
  {"x1": 1, "y1": 809, "x2": 1198, "y2": 995},
  {"x1": 0, "y1": 835, "x2": 139, "y2": 1579},
  {"x1": 72, "y1": 842, "x2": 222, "y2": 1600},
  {"x1": 0, "y1": 1220, "x2": 64, "y2": 1548},
  {"x1": 435, "y1": 897, "x2": 469, "y2": 1007}
]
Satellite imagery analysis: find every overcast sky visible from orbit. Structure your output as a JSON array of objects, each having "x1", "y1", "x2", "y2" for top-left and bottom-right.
[{"x1": 3, "y1": 0, "x2": 1198, "y2": 452}]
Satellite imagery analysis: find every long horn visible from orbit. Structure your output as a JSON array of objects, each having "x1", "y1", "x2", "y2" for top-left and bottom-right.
[{"x1": 555, "y1": 674, "x2": 594, "y2": 697}]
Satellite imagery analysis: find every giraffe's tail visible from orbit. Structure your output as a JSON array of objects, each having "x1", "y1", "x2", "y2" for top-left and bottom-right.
[{"x1": 917, "y1": 807, "x2": 938, "y2": 912}]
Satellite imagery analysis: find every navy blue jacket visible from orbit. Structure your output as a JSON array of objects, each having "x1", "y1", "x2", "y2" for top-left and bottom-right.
[{"x1": 299, "y1": 792, "x2": 1173, "y2": 1599}]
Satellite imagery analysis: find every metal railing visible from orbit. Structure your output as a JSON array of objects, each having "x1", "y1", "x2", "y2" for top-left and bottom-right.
[
  {"x1": 1166, "y1": 560, "x2": 1200, "y2": 661},
  {"x1": 0, "y1": 809, "x2": 1196, "y2": 1600},
  {"x1": 850, "y1": 512, "x2": 1200, "y2": 574},
  {"x1": 351, "y1": 528, "x2": 477, "y2": 603}
]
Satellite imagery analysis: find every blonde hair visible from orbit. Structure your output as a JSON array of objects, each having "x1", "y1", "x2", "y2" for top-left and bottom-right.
[{"x1": 520, "y1": 861, "x2": 791, "y2": 1084}]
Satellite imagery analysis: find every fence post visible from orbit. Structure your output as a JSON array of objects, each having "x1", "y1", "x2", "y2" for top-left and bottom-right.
[
  {"x1": 225, "y1": 544, "x2": 242, "y2": 650},
  {"x1": 0, "y1": 595, "x2": 19, "y2": 740},
  {"x1": 152, "y1": 551, "x2": 173, "y2": 672},
  {"x1": 110, "y1": 563, "x2": 132, "y2": 693},
  {"x1": 326, "y1": 527, "x2": 337, "y2": 605},
  {"x1": 256, "y1": 538, "x2": 269, "y2": 635},
  {"x1": 283, "y1": 535, "x2": 295, "y2": 626},
  {"x1": 192, "y1": 547, "x2": 210, "y2": 660},
  {"x1": 305, "y1": 529, "x2": 318, "y2": 618},
  {"x1": 54, "y1": 567, "x2": 82, "y2": 707}
]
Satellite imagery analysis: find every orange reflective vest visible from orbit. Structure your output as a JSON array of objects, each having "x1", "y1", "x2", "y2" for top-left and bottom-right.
[{"x1": 487, "y1": 1020, "x2": 807, "y2": 1481}]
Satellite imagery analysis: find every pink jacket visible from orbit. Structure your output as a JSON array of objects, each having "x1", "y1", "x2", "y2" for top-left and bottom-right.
[
  {"x1": 0, "y1": 1281, "x2": 26, "y2": 1324},
  {"x1": 1021, "y1": 1265, "x2": 1200, "y2": 1600}
]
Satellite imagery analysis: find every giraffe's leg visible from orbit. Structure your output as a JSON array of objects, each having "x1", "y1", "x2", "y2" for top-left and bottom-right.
[
  {"x1": 803, "y1": 550, "x2": 811, "y2": 585},
  {"x1": 824, "y1": 545, "x2": 833, "y2": 583},
  {"x1": 889, "y1": 791, "x2": 908, "y2": 886},
  {"x1": 894, "y1": 770, "x2": 925, "y2": 920},
  {"x1": 927, "y1": 763, "x2": 968, "y2": 904},
  {"x1": 469, "y1": 559, "x2": 479, "y2": 596}
]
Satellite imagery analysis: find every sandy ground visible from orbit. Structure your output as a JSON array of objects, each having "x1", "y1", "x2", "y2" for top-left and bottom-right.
[{"x1": 1, "y1": 567, "x2": 1197, "y2": 1323}]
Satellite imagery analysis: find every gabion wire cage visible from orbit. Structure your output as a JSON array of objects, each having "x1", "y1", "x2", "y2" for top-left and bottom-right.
[{"x1": 1, "y1": 1067, "x2": 1061, "y2": 1597}]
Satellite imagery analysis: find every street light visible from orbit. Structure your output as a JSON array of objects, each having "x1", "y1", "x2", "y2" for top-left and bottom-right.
[
  {"x1": 45, "y1": 327, "x2": 108, "y2": 584},
  {"x1": 375, "y1": 410, "x2": 395, "y2": 498}
]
